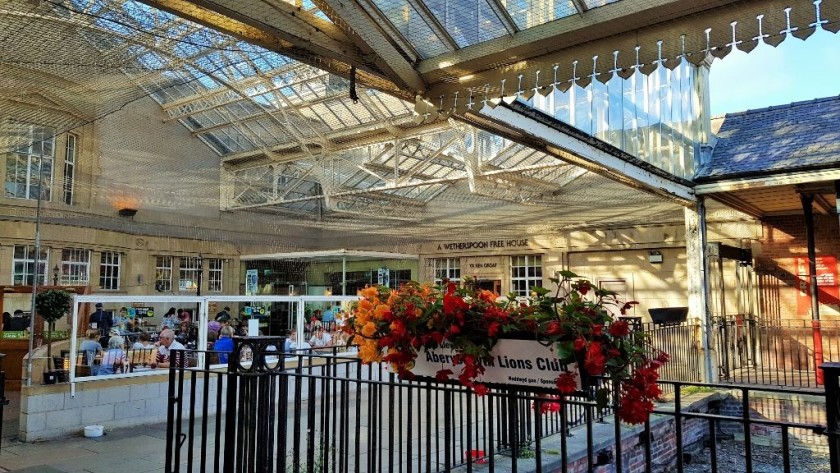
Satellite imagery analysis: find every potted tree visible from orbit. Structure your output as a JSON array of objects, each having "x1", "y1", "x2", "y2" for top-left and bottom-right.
[{"x1": 35, "y1": 289, "x2": 73, "y2": 383}]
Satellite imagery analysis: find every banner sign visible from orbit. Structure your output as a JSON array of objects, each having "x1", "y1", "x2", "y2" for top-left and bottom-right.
[
  {"x1": 412, "y1": 338, "x2": 581, "y2": 390},
  {"x1": 796, "y1": 255, "x2": 840, "y2": 315}
]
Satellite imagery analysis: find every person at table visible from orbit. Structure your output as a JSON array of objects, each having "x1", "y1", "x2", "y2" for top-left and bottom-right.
[
  {"x1": 215, "y1": 306, "x2": 231, "y2": 322},
  {"x1": 213, "y1": 326, "x2": 235, "y2": 364},
  {"x1": 285, "y1": 329, "x2": 311, "y2": 354},
  {"x1": 152, "y1": 328, "x2": 186, "y2": 368},
  {"x1": 309, "y1": 326, "x2": 332, "y2": 349},
  {"x1": 99, "y1": 336, "x2": 127, "y2": 375},
  {"x1": 132, "y1": 332, "x2": 153, "y2": 349},
  {"x1": 160, "y1": 307, "x2": 178, "y2": 330},
  {"x1": 79, "y1": 329, "x2": 102, "y2": 364},
  {"x1": 112, "y1": 307, "x2": 129, "y2": 331}
]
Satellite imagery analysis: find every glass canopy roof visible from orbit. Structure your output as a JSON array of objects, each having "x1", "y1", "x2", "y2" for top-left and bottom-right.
[{"x1": 0, "y1": 0, "x2": 711, "y2": 238}]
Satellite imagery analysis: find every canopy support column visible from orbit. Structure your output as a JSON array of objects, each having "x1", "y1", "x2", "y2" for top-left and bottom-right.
[
  {"x1": 686, "y1": 198, "x2": 715, "y2": 383},
  {"x1": 801, "y1": 192, "x2": 824, "y2": 385}
]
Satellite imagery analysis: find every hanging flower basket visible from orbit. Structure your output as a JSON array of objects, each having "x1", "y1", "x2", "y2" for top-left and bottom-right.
[{"x1": 344, "y1": 272, "x2": 669, "y2": 424}]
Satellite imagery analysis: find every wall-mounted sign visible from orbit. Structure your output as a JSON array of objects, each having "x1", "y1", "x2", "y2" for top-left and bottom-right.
[
  {"x1": 132, "y1": 307, "x2": 155, "y2": 318},
  {"x1": 436, "y1": 239, "x2": 529, "y2": 252},
  {"x1": 245, "y1": 269, "x2": 258, "y2": 296},
  {"x1": 461, "y1": 256, "x2": 504, "y2": 279},
  {"x1": 377, "y1": 268, "x2": 390, "y2": 288},
  {"x1": 796, "y1": 255, "x2": 840, "y2": 315}
]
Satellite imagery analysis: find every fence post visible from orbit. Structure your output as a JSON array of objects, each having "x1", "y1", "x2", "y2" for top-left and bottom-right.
[
  {"x1": 822, "y1": 362, "x2": 840, "y2": 473},
  {"x1": 224, "y1": 336, "x2": 285, "y2": 473}
]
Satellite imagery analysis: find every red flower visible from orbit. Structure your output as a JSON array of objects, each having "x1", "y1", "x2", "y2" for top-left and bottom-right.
[
  {"x1": 591, "y1": 324, "x2": 603, "y2": 336},
  {"x1": 472, "y1": 383, "x2": 489, "y2": 396},
  {"x1": 620, "y1": 301, "x2": 639, "y2": 315},
  {"x1": 573, "y1": 337, "x2": 587, "y2": 352},
  {"x1": 555, "y1": 372, "x2": 578, "y2": 394},
  {"x1": 608, "y1": 320, "x2": 630, "y2": 337},
  {"x1": 487, "y1": 322, "x2": 501, "y2": 337},
  {"x1": 435, "y1": 369, "x2": 454, "y2": 381},
  {"x1": 584, "y1": 342, "x2": 606, "y2": 375},
  {"x1": 578, "y1": 281, "x2": 591, "y2": 295},
  {"x1": 545, "y1": 321, "x2": 564, "y2": 336}
]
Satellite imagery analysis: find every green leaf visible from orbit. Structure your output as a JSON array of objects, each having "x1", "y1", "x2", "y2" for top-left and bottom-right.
[
  {"x1": 555, "y1": 340, "x2": 574, "y2": 361},
  {"x1": 531, "y1": 286, "x2": 550, "y2": 297},
  {"x1": 558, "y1": 270, "x2": 578, "y2": 279}
]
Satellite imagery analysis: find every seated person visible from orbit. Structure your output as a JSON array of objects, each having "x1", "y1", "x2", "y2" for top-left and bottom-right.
[
  {"x1": 132, "y1": 332, "x2": 153, "y2": 349},
  {"x1": 99, "y1": 336, "x2": 127, "y2": 375},
  {"x1": 79, "y1": 329, "x2": 103, "y2": 366},
  {"x1": 308, "y1": 326, "x2": 332, "y2": 349},
  {"x1": 152, "y1": 328, "x2": 186, "y2": 368},
  {"x1": 213, "y1": 326, "x2": 235, "y2": 364},
  {"x1": 285, "y1": 330, "x2": 311, "y2": 354}
]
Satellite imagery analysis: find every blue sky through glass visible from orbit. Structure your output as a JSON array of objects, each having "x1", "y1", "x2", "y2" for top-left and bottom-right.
[{"x1": 709, "y1": 30, "x2": 840, "y2": 116}]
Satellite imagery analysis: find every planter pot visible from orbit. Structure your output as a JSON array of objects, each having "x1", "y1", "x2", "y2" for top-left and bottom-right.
[{"x1": 412, "y1": 338, "x2": 582, "y2": 390}]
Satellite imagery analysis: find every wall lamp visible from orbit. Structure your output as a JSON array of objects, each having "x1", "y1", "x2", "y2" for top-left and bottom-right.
[
  {"x1": 648, "y1": 251, "x2": 663, "y2": 264},
  {"x1": 118, "y1": 208, "x2": 138, "y2": 218}
]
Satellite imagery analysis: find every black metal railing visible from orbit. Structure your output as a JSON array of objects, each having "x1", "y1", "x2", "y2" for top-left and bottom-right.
[
  {"x1": 715, "y1": 315, "x2": 840, "y2": 388},
  {"x1": 165, "y1": 340, "x2": 838, "y2": 473}
]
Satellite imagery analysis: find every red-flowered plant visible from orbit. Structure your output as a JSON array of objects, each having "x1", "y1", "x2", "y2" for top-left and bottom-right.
[{"x1": 345, "y1": 271, "x2": 668, "y2": 424}]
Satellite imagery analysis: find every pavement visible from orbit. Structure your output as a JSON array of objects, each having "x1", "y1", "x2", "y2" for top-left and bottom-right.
[{"x1": 0, "y1": 391, "x2": 171, "y2": 473}]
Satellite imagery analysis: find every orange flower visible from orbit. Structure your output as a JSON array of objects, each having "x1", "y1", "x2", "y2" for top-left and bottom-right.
[{"x1": 362, "y1": 321, "x2": 378, "y2": 338}]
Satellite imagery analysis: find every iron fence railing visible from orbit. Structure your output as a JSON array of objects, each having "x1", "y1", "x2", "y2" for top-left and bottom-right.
[
  {"x1": 714, "y1": 315, "x2": 840, "y2": 388},
  {"x1": 164, "y1": 339, "x2": 838, "y2": 473}
]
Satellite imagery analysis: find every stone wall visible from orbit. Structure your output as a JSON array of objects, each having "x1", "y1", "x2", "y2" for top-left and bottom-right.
[{"x1": 19, "y1": 372, "x2": 225, "y2": 442}]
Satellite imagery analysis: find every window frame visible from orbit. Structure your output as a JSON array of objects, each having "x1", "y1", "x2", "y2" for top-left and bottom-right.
[
  {"x1": 155, "y1": 256, "x2": 173, "y2": 292},
  {"x1": 510, "y1": 254, "x2": 543, "y2": 298},
  {"x1": 63, "y1": 133, "x2": 77, "y2": 205},
  {"x1": 60, "y1": 248, "x2": 90, "y2": 285},
  {"x1": 431, "y1": 257, "x2": 460, "y2": 284},
  {"x1": 4, "y1": 123, "x2": 55, "y2": 201},
  {"x1": 208, "y1": 258, "x2": 223, "y2": 293},
  {"x1": 99, "y1": 251, "x2": 121, "y2": 290},
  {"x1": 178, "y1": 257, "x2": 201, "y2": 293},
  {"x1": 12, "y1": 244, "x2": 49, "y2": 286}
]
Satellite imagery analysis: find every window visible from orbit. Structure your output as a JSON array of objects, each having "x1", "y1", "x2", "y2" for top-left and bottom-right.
[
  {"x1": 431, "y1": 258, "x2": 460, "y2": 284},
  {"x1": 155, "y1": 256, "x2": 172, "y2": 292},
  {"x1": 208, "y1": 258, "x2": 223, "y2": 292},
  {"x1": 12, "y1": 245, "x2": 48, "y2": 286},
  {"x1": 63, "y1": 134, "x2": 76, "y2": 205},
  {"x1": 179, "y1": 257, "x2": 201, "y2": 292},
  {"x1": 60, "y1": 248, "x2": 90, "y2": 285},
  {"x1": 4, "y1": 124, "x2": 55, "y2": 200},
  {"x1": 99, "y1": 252, "x2": 121, "y2": 290},
  {"x1": 510, "y1": 255, "x2": 543, "y2": 297}
]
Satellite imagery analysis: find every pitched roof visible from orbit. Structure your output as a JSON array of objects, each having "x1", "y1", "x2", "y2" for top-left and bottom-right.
[{"x1": 695, "y1": 96, "x2": 840, "y2": 182}]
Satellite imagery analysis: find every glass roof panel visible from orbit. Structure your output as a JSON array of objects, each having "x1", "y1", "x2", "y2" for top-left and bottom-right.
[
  {"x1": 424, "y1": 0, "x2": 508, "y2": 48},
  {"x1": 584, "y1": 0, "x2": 622, "y2": 8},
  {"x1": 369, "y1": 0, "x2": 451, "y2": 58},
  {"x1": 504, "y1": 0, "x2": 578, "y2": 30}
]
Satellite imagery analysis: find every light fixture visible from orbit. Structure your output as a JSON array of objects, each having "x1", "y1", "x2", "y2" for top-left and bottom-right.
[
  {"x1": 118, "y1": 208, "x2": 138, "y2": 218},
  {"x1": 648, "y1": 251, "x2": 663, "y2": 264}
]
